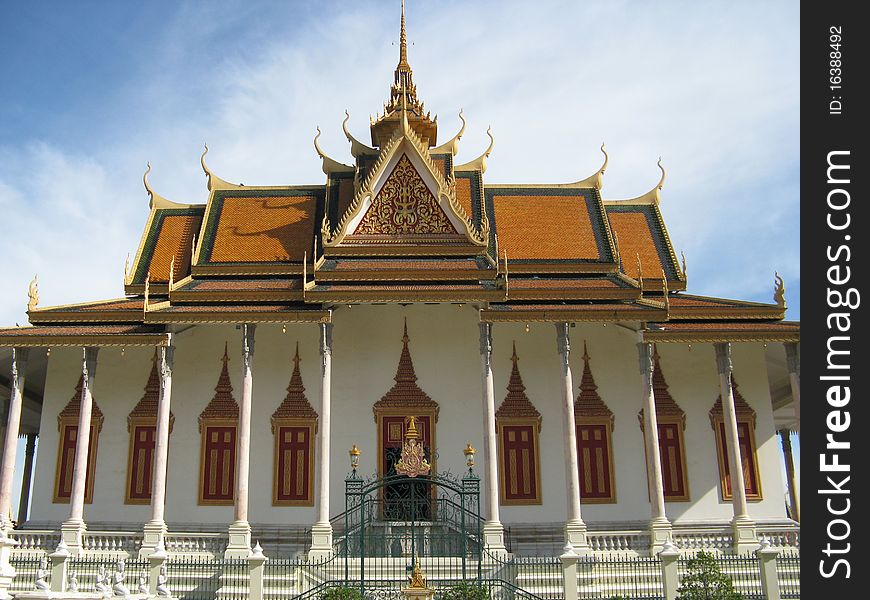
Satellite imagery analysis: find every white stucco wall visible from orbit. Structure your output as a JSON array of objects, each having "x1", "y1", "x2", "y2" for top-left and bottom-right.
[{"x1": 28, "y1": 304, "x2": 787, "y2": 530}]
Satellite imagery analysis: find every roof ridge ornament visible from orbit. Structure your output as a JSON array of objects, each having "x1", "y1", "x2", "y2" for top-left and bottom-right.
[
  {"x1": 604, "y1": 156, "x2": 666, "y2": 205},
  {"x1": 200, "y1": 144, "x2": 242, "y2": 191},
  {"x1": 144, "y1": 162, "x2": 191, "y2": 210},
  {"x1": 343, "y1": 111, "x2": 377, "y2": 157},
  {"x1": 454, "y1": 126, "x2": 494, "y2": 173},
  {"x1": 569, "y1": 143, "x2": 609, "y2": 189},
  {"x1": 430, "y1": 110, "x2": 466, "y2": 156},
  {"x1": 314, "y1": 127, "x2": 354, "y2": 174},
  {"x1": 774, "y1": 272, "x2": 786, "y2": 308},
  {"x1": 27, "y1": 275, "x2": 39, "y2": 312},
  {"x1": 681, "y1": 251, "x2": 687, "y2": 279}
]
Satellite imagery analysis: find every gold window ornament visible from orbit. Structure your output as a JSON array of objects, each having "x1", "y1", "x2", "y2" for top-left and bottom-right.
[
  {"x1": 709, "y1": 377, "x2": 762, "y2": 501},
  {"x1": 495, "y1": 343, "x2": 542, "y2": 505},
  {"x1": 198, "y1": 344, "x2": 239, "y2": 506},
  {"x1": 54, "y1": 375, "x2": 104, "y2": 504},
  {"x1": 271, "y1": 344, "x2": 318, "y2": 506}
]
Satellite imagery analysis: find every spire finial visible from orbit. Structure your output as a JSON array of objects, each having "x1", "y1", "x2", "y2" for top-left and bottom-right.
[
  {"x1": 399, "y1": 0, "x2": 409, "y2": 68},
  {"x1": 582, "y1": 340, "x2": 590, "y2": 363},
  {"x1": 222, "y1": 342, "x2": 229, "y2": 365},
  {"x1": 403, "y1": 317, "x2": 409, "y2": 344},
  {"x1": 292, "y1": 341, "x2": 301, "y2": 370},
  {"x1": 511, "y1": 341, "x2": 518, "y2": 365}
]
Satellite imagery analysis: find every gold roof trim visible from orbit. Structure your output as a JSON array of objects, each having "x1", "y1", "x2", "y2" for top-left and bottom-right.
[
  {"x1": 144, "y1": 163, "x2": 193, "y2": 210},
  {"x1": 430, "y1": 110, "x2": 466, "y2": 156},
  {"x1": 314, "y1": 127, "x2": 355, "y2": 174},
  {"x1": 454, "y1": 126, "x2": 494, "y2": 174}
]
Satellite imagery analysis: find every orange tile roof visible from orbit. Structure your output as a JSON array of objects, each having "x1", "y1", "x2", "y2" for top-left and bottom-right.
[
  {"x1": 492, "y1": 195, "x2": 601, "y2": 261},
  {"x1": 608, "y1": 211, "x2": 663, "y2": 279},
  {"x1": 149, "y1": 214, "x2": 200, "y2": 281},
  {"x1": 208, "y1": 195, "x2": 317, "y2": 263},
  {"x1": 455, "y1": 177, "x2": 474, "y2": 217}
]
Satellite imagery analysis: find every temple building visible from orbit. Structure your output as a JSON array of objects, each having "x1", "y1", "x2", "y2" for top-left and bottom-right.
[{"x1": 0, "y1": 4, "x2": 799, "y2": 594}]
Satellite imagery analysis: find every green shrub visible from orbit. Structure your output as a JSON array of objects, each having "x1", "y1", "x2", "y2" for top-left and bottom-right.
[
  {"x1": 676, "y1": 551, "x2": 744, "y2": 600},
  {"x1": 319, "y1": 586, "x2": 365, "y2": 600},
  {"x1": 439, "y1": 582, "x2": 491, "y2": 600}
]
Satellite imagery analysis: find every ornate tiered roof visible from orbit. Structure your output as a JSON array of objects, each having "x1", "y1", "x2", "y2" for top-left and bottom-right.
[
  {"x1": 127, "y1": 349, "x2": 175, "y2": 431},
  {"x1": 271, "y1": 344, "x2": 319, "y2": 430},
  {"x1": 495, "y1": 343, "x2": 542, "y2": 429},
  {"x1": 198, "y1": 344, "x2": 239, "y2": 429},
  {"x1": 3, "y1": 3, "x2": 798, "y2": 349},
  {"x1": 638, "y1": 345, "x2": 686, "y2": 429},
  {"x1": 372, "y1": 320, "x2": 439, "y2": 418},
  {"x1": 574, "y1": 342, "x2": 614, "y2": 426},
  {"x1": 57, "y1": 374, "x2": 104, "y2": 430}
]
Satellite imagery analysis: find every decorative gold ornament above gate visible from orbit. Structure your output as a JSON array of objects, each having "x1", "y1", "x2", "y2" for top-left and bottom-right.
[{"x1": 395, "y1": 415, "x2": 431, "y2": 478}]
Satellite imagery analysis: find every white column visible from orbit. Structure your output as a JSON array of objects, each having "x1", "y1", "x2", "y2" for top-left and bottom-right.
[
  {"x1": 226, "y1": 324, "x2": 256, "y2": 558},
  {"x1": 140, "y1": 344, "x2": 174, "y2": 558},
  {"x1": 309, "y1": 322, "x2": 334, "y2": 559},
  {"x1": 479, "y1": 323, "x2": 505, "y2": 553},
  {"x1": 714, "y1": 343, "x2": 757, "y2": 552},
  {"x1": 784, "y1": 343, "x2": 800, "y2": 434},
  {"x1": 637, "y1": 340, "x2": 670, "y2": 552},
  {"x1": 0, "y1": 348, "x2": 29, "y2": 532},
  {"x1": 556, "y1": 323, "x2": 588, "y2": 553},
  {"x1": 61, "y1": 347, "x2": 99, "y2": 554}
]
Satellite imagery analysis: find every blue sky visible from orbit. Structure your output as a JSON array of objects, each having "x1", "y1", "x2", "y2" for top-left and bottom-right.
[{"x1": 0, "y1": 0, "x2": 799, "y2": 326}]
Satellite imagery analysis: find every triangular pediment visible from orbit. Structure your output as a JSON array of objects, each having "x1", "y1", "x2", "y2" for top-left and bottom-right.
[
  {"x1": 323, "y1": 124, "x2": 488, "y2": 250},
  {"x1": 354, "y1": 153, "x2": 459, "y2": 236}
]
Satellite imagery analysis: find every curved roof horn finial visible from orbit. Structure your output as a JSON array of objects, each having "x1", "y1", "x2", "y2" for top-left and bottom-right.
[
  {"x1": 656, "y1": 156, "x2": 667, "y2": 191},
  {"x1": 431, "y1": 109, "x2": 467, "y2": 155},
  {"x1": 342, "y1": 111, "x2": 377, "y2": 157},
  {"x1": 454, "y1": 126, "x2": 494, "y2": 173},
  {"x1": 200, "y1": 143, "x2": 240, "y2": 192},
  {"x1": 604, "y1": 156, "x2": 667, "y2": 205},
  {"x1": 143, "y1": 162, "x2": 182, "y2": 210},
  {"x1": 571, "y1": 142, "x2": 609, "y2": 189},
  {"x1": 314, "y1": 127, "x2": 354, "y2": 175}
]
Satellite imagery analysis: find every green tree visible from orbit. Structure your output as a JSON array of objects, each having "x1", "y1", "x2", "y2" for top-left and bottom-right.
[{"x1": 677, "y1": 551, "x2": 744, "y2": 600}]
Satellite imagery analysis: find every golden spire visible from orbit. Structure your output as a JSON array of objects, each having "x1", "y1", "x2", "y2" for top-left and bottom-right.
[
  {"x1": 370, "y1": 0, "x2": 437, "y2": 147},
  {"x1": 398, "y1": 0, "x2": 409, "y2": 71}
]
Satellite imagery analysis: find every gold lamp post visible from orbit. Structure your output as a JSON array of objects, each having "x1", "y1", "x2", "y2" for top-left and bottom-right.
[
  {"x1": 349, "y1": 444, "x2": 361, "y2": 476},
  {"x1": 464, "y1": 442, "x2": 476, "y2": 474}
]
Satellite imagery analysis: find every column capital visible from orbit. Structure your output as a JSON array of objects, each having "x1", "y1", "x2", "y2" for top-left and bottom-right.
[
  {"x1": 10, "y1": 348, "x2": 30, "y2": 380},
  {"x1": 159, "y1": 346, "x2": 175, "y2": 380},
  {"x1": 242, "y1": 324, "x2": 256, "y2": 368},
  {"x1": 784, "y1": 342, "x2": 800, "y2": 377},
  {"x1": 637, "y1": 342, "x2": 653, "y2": 376},
  {"x1": 714, "y1": 342, "x2": 732, "y2": 376},
  {"x1": 478, "y1": 323, "x2": 492, "y2": 356},
  {"x1": 555, "y1": 322, "x2": 570, "y2": 357},
  {"x1": 320, "y1": 322, "x2": 334, "y2": 357},
  {"x1": 82, "y1": 347, "x2": 99, "y2": 380}
]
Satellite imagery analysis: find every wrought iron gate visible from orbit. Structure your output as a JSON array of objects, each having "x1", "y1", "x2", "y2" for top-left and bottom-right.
[{"x1": 343, "y1": 470, "x2": 483, "y2": 593}]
